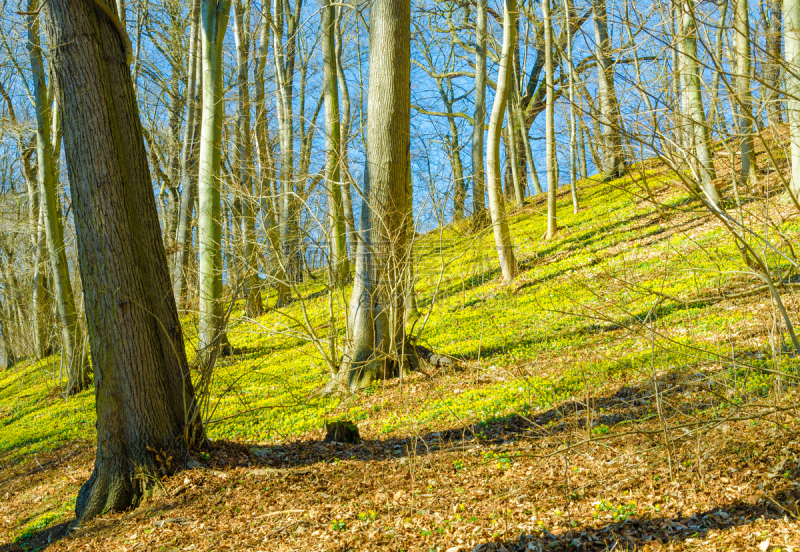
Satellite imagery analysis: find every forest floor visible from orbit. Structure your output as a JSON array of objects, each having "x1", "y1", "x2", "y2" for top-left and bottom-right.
[{"x1": 3, "y1": 133, "x2": 800, "y2": 550}]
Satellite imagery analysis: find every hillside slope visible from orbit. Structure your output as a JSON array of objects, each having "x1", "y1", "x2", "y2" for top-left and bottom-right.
[{"x1": 2, "y1": 146, "x2": 800, "y2": 551}]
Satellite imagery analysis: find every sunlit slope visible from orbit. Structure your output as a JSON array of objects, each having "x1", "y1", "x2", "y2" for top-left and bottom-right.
[{"x1": 2, "y1": 164, "x2": 796, "y2": 460}]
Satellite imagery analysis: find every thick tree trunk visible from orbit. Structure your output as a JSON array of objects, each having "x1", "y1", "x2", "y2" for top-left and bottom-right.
[
  {"x1": 336, "y1": 0, "x2": 413, "y2": 391},
  {"x1": 274, "y1": 0, "x2": 303, "y2": 282},
  {"x1": 42, "y1": 0, "x2": 201, "y2": 523},
  {"x1": 27, "y1": 0, "x2": 89, "y2": 393},
  {"x1": 485, "y1": 0, "x2": 518, "y2": 282},
  {"x1": 322, "y1": 0, "x2": 350, "y2": 286},
  {"x1": 197, "y1": 0, "x2": 232, "y2": 355},
  {"x1": 472, "y1": 0, "x2": 488, "y2": 226}
]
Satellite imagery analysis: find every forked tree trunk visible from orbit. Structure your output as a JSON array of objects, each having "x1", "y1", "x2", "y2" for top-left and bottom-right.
[
  {"x1": 334, "y1": 0, "x2": 413, "y2": 391},
  {"x1": 42, "y1": 0, "x2": 201, "y2": 523},
  {"x1": 486, "y1": 0, "x2": 518, "y2": 281},
  {"x1": 321, "y1": 0, "x2": 350, "y2": 286},
  {"x1": 27, "y1": 0, "x2": 89, "y2": 393},
  {"x1": 472, "y1": 0, "x2": 488, "y2": 226},
  {"x1": 197, "y1": 0, "x2": 232, "y2": 355}
]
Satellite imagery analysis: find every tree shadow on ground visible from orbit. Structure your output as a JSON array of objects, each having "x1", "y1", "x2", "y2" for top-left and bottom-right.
[
  {"x1": 0, "y1": 521, "x2": 72, "y2": 552},
  {"x1": 469, "y1": 495, "x2": 798, "y2": 551},
  {"x1": 206, "y1": 372, "x2": 722, "y2": 470}
]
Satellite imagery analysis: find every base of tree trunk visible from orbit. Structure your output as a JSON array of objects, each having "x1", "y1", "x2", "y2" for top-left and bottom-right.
[
  {"x1": 471, "y1": 209, "x2": 491, "y2": 232},
  {"x1": 323, "y1": 340, "x2": 457, "y2": 395},
  {"x1": 324, "y1": 420, "x2": 361, "y2": 444}
]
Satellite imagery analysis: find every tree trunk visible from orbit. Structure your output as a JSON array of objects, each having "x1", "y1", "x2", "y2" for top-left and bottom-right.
[
  {"x1": 27, "y1": 0, "x2": 89, "y2": 393},
  {"x1": 734, "y1": 0, "x2": 758, "y2": 185},
  {"x1": 173, "y1": 0, "x2": 202, "y2": 311},
  {"x1": 337, "y1": 0, "x2": 412, "y2": 391},
  {"x1": 472, "y1": 0, "x2": 488, "y2": 226},
  {"x1": 233, "y1": 0, "x2": 264, "y2": 317},
  {"x1": 766, "y1": 0, "x2": 783, "y2": 125},
  {"x1": 593, "y1": 0, "x2": 625, "y2": 177},
  {"x1": 334, "y1": 7, "x2": 358, "y2": 259},
  {"x1": 785, "y1": 0, "x2": 800, "y2": 194},
  {"x1": 254, "y1": 0, "x2": 290, "y2": 307},
  {"x1": 681, "y1": 0, "x2": 720, "y2": 203},
  {"x1": 198, "y1": 0, "x2": 232, "y2": 355},
  {"x1": 545, "y1": 0, "x2": 558, "y2": 238},
  {"x1": 322, "y1": 0, "x2": 350, "y2": 286},
  {"x1": 485, "y1": 0, "x2": 518, "y2": 282},
  {"x1": 42, "y1": 0, "x2": 201, "y2": 523}
]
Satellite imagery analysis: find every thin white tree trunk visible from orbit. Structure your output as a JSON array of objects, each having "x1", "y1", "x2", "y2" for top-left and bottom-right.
[{"x1": 485, "y1": 0, "x2": 518, "y2": 281}]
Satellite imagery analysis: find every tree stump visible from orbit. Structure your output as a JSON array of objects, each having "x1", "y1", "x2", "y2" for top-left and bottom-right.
[{"x1": 324, "y1": 421, "x2": 360, "y2": 444}]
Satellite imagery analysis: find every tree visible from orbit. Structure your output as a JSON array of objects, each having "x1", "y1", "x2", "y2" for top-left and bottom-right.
[
  {"x1": 321, "y1": 0, "x2": 350, "y2": 286},
  {"x1": 765, "y1": 0, "x2": 783, "y2": 126},
  {"x1": 336, "y1": 0, "x2": 412, "y2": 390},
  {"x1": 253, "y1": 0, "x2": 291, "y2": 306},
  {"x1": 26, "y1": 0, "x2": 89, "y2": 393},
  {"x1": 592, "y1": 0, "x2": 625, "y2": 177},
  {"x1": 233, "y1": 0, "x2": 265, "y2": 316},
  {"x1": 472, "y1": 0, "x2": 488, "y2": 226},
  {"x1": 42, "y1": 0, "x2": 200, "y2": 522},
  {"x1": 485, "y1": 0, "x2": 518, "y2": 281},
  {"x1": 172, "y1": 0, "x2": 202, "y2": 311},
  {"x1": 197, "y1": 0, "x2": 232, "y2": 355},
  {"x1": 545, "y1": 0, "x2": 558, "y2": 239},
  {"x1": 680, "y1": 0, "x2": 719, "y2": 203},
  {"x1": 786, "y1": 0, "x2": 800, "y2": 194},
  {"x1": 734, "y1": 0, "x2": 757, "y2": 185}
]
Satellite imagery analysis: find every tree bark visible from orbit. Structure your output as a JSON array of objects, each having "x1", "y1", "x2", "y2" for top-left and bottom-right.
[
  {"x1": 322, "y1": 0, "x2": 350, "y2": 286},
  {"x1": 681, "y1": 0, "x2": 720, "y2": 203},
  {"x1": 334, "y1": 7, "x2": 358, "y2": 259},
  {"x1": 485, "y1": 0, "x2": 518, "y2": 281},
  {"x1": 472, "y1": 0, "x2": 488, "y2": 226},
  {"x1": 173, "y1": 0, "x2": 202, "y2": 311},
  {"x1": 233, "y1": 0, "x2": 264, "y2": 317},
  {"x1": 42, "y1": 0, "x2": 201, "y2": 523},
  {"x1": 734, "y1": 0, "x2": 758, "y2": 185},
  {"x1": 27, "y1": 0, "x2": 89, "y2": 393},
  {"x1": 545, "y1": 0, "x2": 558, "y2": 238},
  {"x1": 337, "y1": 0, "x2": 412, "y2": 391},
  {"x1": 785, "y1": 0, "x2": 800, "y2": 194},
  {"x1": 766, "y1": 0, "x2": 784, "y2": 125},
  {"x1": 254, "y1": 0, "x2": 291, "y2": 306},
  {"x1": 197, "y1": 0, "x2": 232, "y2": 355},
  {"x1": 592, "y1": 0, "x2": 625, "y2": 177}
]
